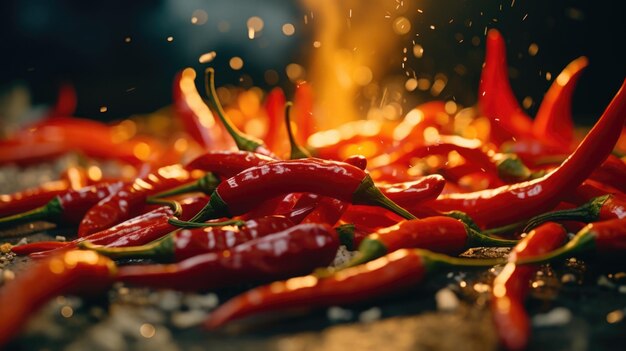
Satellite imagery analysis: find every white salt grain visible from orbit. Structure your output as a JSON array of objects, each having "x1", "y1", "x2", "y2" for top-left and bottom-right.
[{"x1": 532, "y1": 307, "x2": 572, "y2": 327}]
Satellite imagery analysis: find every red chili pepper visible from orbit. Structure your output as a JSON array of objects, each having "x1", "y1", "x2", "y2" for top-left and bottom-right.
[
  {"x1": 565, "y1": 180, "x2": 624, "y2": 205},
  {"x1": 0, "y1": 250, "x2": 116, "y2": 347},
  {"x1": 588, "y1": 154, "x2": 626, "y2": 193},
  {"x1": 478, "y1": 29, "x2": 534, "y2": 145},
  {"x1": 346, "y1": 216, "x2": 516, "y2": 267},
  {"x1": 0, "y1": 180, "x2": 70, "y2": 218},
  {"x1": 204, "y1": 248, "x2": 502, "y2": 329},
  {"x1": 426, "y1": 80, "x2": 626, "y2": 229},
  {"x1": 48, "y1": 83, "x2": 77, "y2": 118},
  {"x1": 343, "y1": 154, "x2": 368, "y2": 171},
  {"x1": 532, "y1": 57, "x2": 588, "y2": 149},
  {"x1": 170, "y1": 159, "x2": 416, "y2": 227},
  {"x1": 377, "y1": 175, "x2": 445, "y2": 207},
  {"x1": 491, "y1": 222, "x2": 568, "y2": 351},
  {"x1": 78, "y1": 164, "x2": 207, "y2": 236},
  {"x1": 173, "y1": 68, "x2": 219, "y2": 151},
  {"x1": 391, "y1": 101, "x2": 455, "y2": 144},
  {"x1": 204, "y1": 68, "x2": 276, "y2": 157},
  {"x1": 82, "y1": 215, "x2": 295, "y2": 262},
  {"x1": 0, "y1": 182, "x2": 124, "y2": 230},
  {"x1": 114, "y1": 223, "x2": 338, "y2": 291},
  {"x1": 300, "y1": 197, "x2": 349, "y2": 226},
  {"x1": 340, "y1": 205, "x2": 404, "y2": 230},
  {"x1": 21, "y1": 196, "x2": 209, "y2": 258},
  {"x1": 293, "y1": 81, "x2": 316, "y2": 147},
  {"x1": 263, "y1": 87, "x2": 288, "y2": 155}
]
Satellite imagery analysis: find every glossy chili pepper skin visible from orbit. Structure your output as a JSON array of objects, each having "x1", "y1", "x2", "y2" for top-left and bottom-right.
[
  {"x1": 263, "y1": 87, "x2": 288, "y2": 155},
  {"x1": 0, "y1": 181, "x2": 124, "y2": 229},
  {"x1": 301, "y1": 197, "x2": 349, "y2": 226},
  {"x1": 115, "y1": 223, "x2": 338, "y2": 291},
  {"x1": 532, "y1": 57, "x2": 588, "y2": 149},
  {"x1": 340, "y1": 205, "x2": 404, "y2": 230},
  {"x1": 377, "y1": 175, "x2": 445, "y2": 207},
  {"x1": 184, "y1": 151, "x2": 275, "y2": 178},
  {"x1": 173, "y1": 69, "x2": 217, "y2": 151},
  {"x1": 589, "y1": 155, "x2": 626, "y2": 193},
  {"x1": 85, "y1": 215, "x2": 295, "y2": 262},
  {"x1": 0, "y1": 250, "x2": 116, "y2": 347},
  {"x1": 181, "y1": 158, "x2": 416, "y2": 224},
  {"x1": 78, "y1": 164, "x2": 202, "y2": 236},
  {"x1": 26, "y1": 196, "x2": 209, "y2": 258},
  {"x1": 479, "y1": 29, "x2": 533, "y2": 145},
  {"x1": 426, "y1": 80, "x2": 626, "y2": 229},
  {"x1": 348, "y1": 216, "x2": 516, "y2": 267},
  {"x1": 0, "y1": 180, "x2": 70, "y2": 217},
  {"x1": 491, "y1": 222, "x2": 568, "y2": 351}
]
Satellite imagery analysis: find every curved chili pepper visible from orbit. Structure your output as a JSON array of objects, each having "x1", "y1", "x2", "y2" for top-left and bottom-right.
[
  {"x1": 532, "y1": 57, "x2": 588, "y2": 149},
  {"x1": 293, "y1": 81, "x2": 316, "y2": 147},
  {"x1": 377, "y1": 175, "x2": 445, "y2": 207},
  {"x1": 392, "y1": 101, "x2": 455, "y2": 143},
  {"x1": 517, "y1": 217, "x2": 626, "y2": 265},
  {"x1": 0, "y1": 182, "x2": 124, "y2": 230},
  {"x1": 0, "y1": 250, "x2": 116, "y2": 347},
  {"x1": 523, "y1": 194, "x2": 626, "y2": 231},
  {"x1": 284, "y1": 102, "x2": 312, "y2": 159},
  {"x1": 0, "y1": 180, "x2": 70, "y2": 218},
  {"x1": 588, "y1": 154, "x2": 626, "y2": 193},
  {"x1": 346, "y1": 216, "x2": 516, "y2": 267},
  {"x1": 78, "y1": 164, "x2": 207, "y2": 236},
  {"x1": 115, "y1": 223, "x2": 338, "y2": 291},
  {"x1": 565, "y1": 180, "x2": 624, "y2": 206},
  {"x1": 426, "y1": 80, "x2": 626, "y2": 229},
  {"x1": 301, "y1": 197, "x2": 349, "y2": 226},
  {"x1": 81, "y1": 215, "x2": 295, "y2": 262},
  {"x1": 170, "y1": 159, "x2": 416, "y2": 227},
  {"x1": 173, "y1": 68, "x2": 218, "y2": 150},
  {"x1": 18, "y1": 196, "x2": 209, "y2": 257},
  {"x1": 263, "y1": 87, "x2": 288, "y2": 154},
  {"x1": 479, "y1": 29, "x2": 533, "y2": 145},
  {"x1": 343, "y1": 154, "x2": 368, "y2": 171},
  {"x1": 204, "y1": 68, "x2": 275, "y2": 157},
  {"x1": 205, "y1": 248, "x2": 503, "y2": 329},
  {"x1": 491, "y1": 222, "x2": 568, "y2": 351}
]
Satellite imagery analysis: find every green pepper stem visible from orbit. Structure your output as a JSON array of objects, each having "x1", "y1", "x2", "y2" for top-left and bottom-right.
[
  {"x1": 467, "y1": 228, "x2": 518, "y2": 247},
  {"x1": 444, "y1": 211, "x2": 481, "y2": 232},
  {"x1": 334, "y1": 223, "x2": 356, "y2": 250},
  {"x1": 343, "y1": 237, "x2": 387, "y2": 268},
  {"x1": 168, "y1": 218, "x2": 246, "y2": 228},
  {"x1": 284, "y1": 102, "x2": 311, "y2": 160},
  {"x1": 522, "y1": 195, "x2": 607, "y2": 232},
  {"x1": 494, "y1": 154, "x2": 532, "y2": 182},
  {"x1": 353, "y1": 175, "x2": 416, "y2": 220},
  {"x1": 482, "y1": 221, "x2": 525, "y2": 235},
  {"x1": 204, "y1": 68, "x2": 264, "y2": 152},
  {"x1": 0, "y1": 198, "x2": 62, "y2": 228},
  {"x1": 515, "y1": 229, "x2": 596, "y2": 265},
  {"x1": 79, "y1": 235, "x2": 176, "y2": 262},
  {"x1": 419, "y1": 249, "x2": 506, "y2": 268},
  {"x1": 150, "y1": 173, "x2": 220, "y2": 199},
  {"x1": 145, "y1": 198, "x2": 182, "y2": 217}
]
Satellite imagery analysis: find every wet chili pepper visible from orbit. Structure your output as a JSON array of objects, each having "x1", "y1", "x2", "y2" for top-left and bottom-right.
[
  {"x1": 78, "y1": 164, "x2": 207, "y2": 236},
  {"x1": 346, "y1": 216, "x2": 516, "y2": 267},
  {"x1": 14, "y1": 196, "x2": 209, "y2": 257},
  {"x1": 82, "y1": 215, "x2": 295, "y2": 262},
  {"x1": 426, "y1": 80, "x2": 626, "y2": 229},
  {"x1": 115, "y1": 223, "x2": 338, "y2": 291},
  {"x1": 491, "y1": 222, "x2": 568, "y2": 351},
  {"x1": 0, "y1": 182, "x2": 124, "y2": 230},
  {"x1": 0, "y1": 180, "x2": 71, "y2": 218},
  {"x1": 170, "y1": 158, "x2": 416, "y2": 227},
  {"x1": 173, "y1": 68, "x2": 218, "y2": 150},
  {"x1": 204, "y1": 68, "x2": 275, "y2": 157},
  {"x1": 204, "y1": 248, "x2": 503, "y2": 329},
  {"x1": 479, "y1": 29, "x2": 534, "y2": 145},
  {"x1": 588, "y1": 154, "x2": 626, "y2": 193},
  {"x1": 0, "y1": 250, "x2": 116, "y2": 347},
  {"x1": 263, "y1": 87, "x2": 288, "y2": 155},
  {"x1": 532, "y1": 57, "x2": 588, "y2": 149},
  {"x1": 523, "y1": 194, "x2": 626, "y2": 231},
  {"x1": 517, "y1": 217, "x2": 626, "y2": 264}
]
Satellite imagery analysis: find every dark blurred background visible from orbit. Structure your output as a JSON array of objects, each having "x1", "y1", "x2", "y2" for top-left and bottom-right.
[{"x1": 0, "y1": 0, "x2": 624, "y2": 125}]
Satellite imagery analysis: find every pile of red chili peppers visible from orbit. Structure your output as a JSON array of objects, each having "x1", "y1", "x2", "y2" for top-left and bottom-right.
[{"x1": 1, "y1": 29, "x2": 625, "y2": 350}]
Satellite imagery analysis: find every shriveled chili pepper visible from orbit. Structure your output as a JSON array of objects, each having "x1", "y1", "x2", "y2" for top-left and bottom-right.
[
  {"x1": 13, "y1": 196, "x2": 210, "y2": 257},
  {"x1": 0, "y1": 250, "x2": 116, "y2": 347},
  {"x1": 532, "y1": 57, "x2": 588, "y2": 149},
  {"x1": 78, "y1": 164, "x2": 207, "y2": 236},
  {"x1": 0, "y1": 181, "x2": 124, "y2": 230},
  {"x1": 81, "y1": 215, "x2": 295, "y2": 262},
  {"x1": 588, "y1": 154, "x2": 626, "y2": 193},
  {"x1": 204, "y1": 248, "x2": 503, "y2": 329},
  {"x1": 491, "y1": 222, "x2": 568, "y2": 351},
  {"x1": 517, "y1": 217, "x2": 626, "y2": 264},
  {"x1": 204, "y1": 68, "x2": 275, "y2": 157},
  {"x1": 0, "y1": 180, "x2": 71, "y2": 218},
  {"x1": 173, "y1": 68, "x2": 218, "y2": 151},
  {"x1": 523, "y1": 193, "x2": 626, "y2": 231},
  {"x1": 115, "y1": 223, "x2": 338, "y2": 291},
  {"x1": 263, "y1": 87, "x2": 288, "y2": 155},
  {"x1": 425, "y1": 80, "x2": 626, "y2": 229},
  {"x1": 479, "y1": 29, "x2": 533, "y2": 145},
  {"x1": 345, "y1": 216, "x2": 516, "y2": 267},
  {"x1": 170, "y1": 159, "x2": 416, "y2": 227}
]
